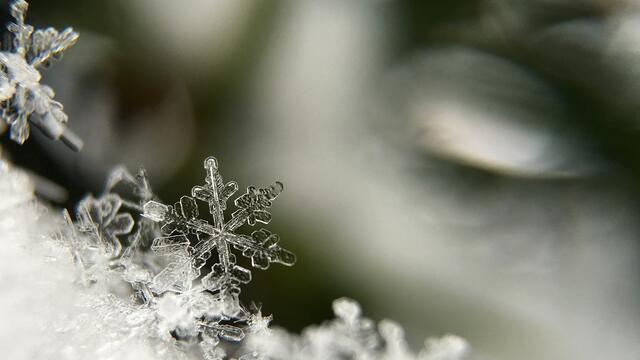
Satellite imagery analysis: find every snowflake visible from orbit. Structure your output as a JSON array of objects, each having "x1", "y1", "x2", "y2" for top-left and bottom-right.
[
  {"x1": 0, "y1": 0, "x2": 82, "y2": 150},
  {"x1": 142, "y1": 156, "x2": 296, "y2": 299},
  {"x1": 68, "y1": 156, "x2": 296, "y2": 355},
  {"x1": 75, "y1": 166, "x2": 152, "y2": 259}
]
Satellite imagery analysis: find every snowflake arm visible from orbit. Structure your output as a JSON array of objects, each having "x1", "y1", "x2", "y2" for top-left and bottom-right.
[
  {"x1": 0, "y1": 0, "x2": 81, "y2": 150},
  {"x1": 227, "y1": 230, "x2": 296, "y2": 270}
]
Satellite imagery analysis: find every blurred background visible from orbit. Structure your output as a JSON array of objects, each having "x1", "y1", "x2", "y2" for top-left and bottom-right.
[{"x1": 2, "y1": 0, "x2": 640, "y2": 359}]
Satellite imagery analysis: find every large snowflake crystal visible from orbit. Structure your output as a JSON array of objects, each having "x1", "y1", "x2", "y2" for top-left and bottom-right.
[
  {"x1": 68, "y1": 156, "x2": 297, "y2": 356},
  {"x1": 0, "y1": 0, "x2": 81, "y2": 150},
  {"x1": 143, "y1": 156, "x2": 296, "y2": 298}
]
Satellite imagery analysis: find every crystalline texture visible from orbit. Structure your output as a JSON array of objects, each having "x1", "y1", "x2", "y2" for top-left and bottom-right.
[
  {"x1": 68, "y1": 157, "x2": 298, "y2": 355},
  {"x1": 105, "y1": 166, "x2": 155, "y2": 212},
  {"x1": 143, "y1": 156, "x2": 296, "y2": 301},
  {"x1": 47, "y1": 157, "x2": 468, "y2": 359},
  {"x1": 76, "y1": 194, "x2": 135, "y2": 257},
  {"x1": 136, "y1": 156, "x2": 297, "y2": 350},
  {"x1": 73, "y1": 165, "x2": 156, "y2": 289},
  {"x1": 0, "y1": 0, "x2": 81, "y2": 150},
  {"x1": 239, "y1": 298, "x2": 471, "y2": 360}
]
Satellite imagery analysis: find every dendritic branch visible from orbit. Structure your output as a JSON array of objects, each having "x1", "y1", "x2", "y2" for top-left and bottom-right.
[{"x1": 0, "y1": 0, "x2": 81, "y2": 150}]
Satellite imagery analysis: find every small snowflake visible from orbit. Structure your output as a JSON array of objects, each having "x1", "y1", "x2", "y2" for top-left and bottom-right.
[
  {"x1": 70, "y1": 165, "x2": 156, "y2": 302},
  {"x1": 76, "y1": 193, "x2": 135, "y2": 258},
  {"x1": 0, "y1": 0, "x2": 81, "y2": 150},
  {"x1": 74, "y1": 166, "x2": 153, "y2": 259}
]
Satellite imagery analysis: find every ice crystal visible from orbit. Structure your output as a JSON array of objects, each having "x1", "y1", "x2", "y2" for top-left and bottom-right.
[
  {"x1": 72, "y1": 166, "x2": 158, "y2": 297},
  {"x1": 140, "y1": 156, "x2": 296, "y2": 350},
  {"x1": 0, "y1": 155, "x2": 469, "y2": 359},
  {"x1": 142, "y1": 156, "x2": 296, "y2": 298},
  {"x1": 239, "y1": 298, "x2": 471, "y2": 360},
  {"x1": 0, "y1": 0, "x2": 81, "y2": 150},
  {"x1": 66, "y1": 156, "x2": 297, "y2": 357},
  {"x1": 75, "y1": 166, "x2": 152, "y2": 259}
]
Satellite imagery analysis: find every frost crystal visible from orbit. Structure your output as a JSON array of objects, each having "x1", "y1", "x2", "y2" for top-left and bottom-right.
[
  {"x1": 0, "y1": 154, "x2": 469, "y2": 359},
  {"x1": 142, "y1": 156, "x2": 296, "y2": 298},
  {"x1": 240, "y1": 298, "x2": 471, "y2": 360},
  {"x1": 75, "y1": 166, "x2": 151, "y2": 259},
  {"x1": 0, "y1": 0, "x2": 81, "y2": 150},
  {"x1": 66, "y1": 156, "x2": 297, "y2": 357}
]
